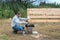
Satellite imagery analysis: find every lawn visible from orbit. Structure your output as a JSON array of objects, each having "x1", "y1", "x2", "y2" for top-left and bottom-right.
[{"x1": 0, "y1": 19, "x2": 60, "y2": 40}]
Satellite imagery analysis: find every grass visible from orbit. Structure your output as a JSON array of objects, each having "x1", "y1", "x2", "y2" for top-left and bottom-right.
[
  {"x1": 0, "y1": 34, "x2": 8, "y2": 40},
  {"x1": 0, "y1": 19, "x2": 60, "y2": 40},
  {"x1": 34, "y1": 22, "x2": 60, "y2": 39}
]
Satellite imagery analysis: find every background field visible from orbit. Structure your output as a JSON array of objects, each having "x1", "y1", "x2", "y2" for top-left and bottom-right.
[{"x1": 0, "y1": 19, "x2": 60, "y2": 40}]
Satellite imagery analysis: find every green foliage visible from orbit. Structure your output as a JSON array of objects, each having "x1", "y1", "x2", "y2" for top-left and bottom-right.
[
  {"x1": 27, "y1": 2, "x2": 60, "y2": 8},
  {"x1": 39, "y1": 3, "x2": 60, "y2": 8},
  {"x1": 0, "y1": 0, "x2": 27, "y2": 19}
]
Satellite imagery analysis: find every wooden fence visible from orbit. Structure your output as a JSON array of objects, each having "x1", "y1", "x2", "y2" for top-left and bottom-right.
[{"x1": 27, "y1": 8, "x2": 60, "y2": 22}]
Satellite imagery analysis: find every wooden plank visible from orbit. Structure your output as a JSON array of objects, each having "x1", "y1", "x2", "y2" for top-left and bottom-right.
[
  {"x1": 29, "y1": 16, "x2": 60, "y2": 18},
  {"x1": 28, "y1": 19, "x2": 60, "y2": 22}
]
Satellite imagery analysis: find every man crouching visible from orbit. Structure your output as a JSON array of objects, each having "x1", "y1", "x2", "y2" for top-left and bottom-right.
[{"x1": 11, "y1": 12, "x2": 27, "y2": 34}]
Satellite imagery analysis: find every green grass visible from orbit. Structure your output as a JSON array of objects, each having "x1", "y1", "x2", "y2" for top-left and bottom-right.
[{"x1": 0, "y1": 34, "x2": 8, "y2": 40}]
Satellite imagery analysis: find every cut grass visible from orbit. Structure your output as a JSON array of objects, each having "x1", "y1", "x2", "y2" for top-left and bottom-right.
[{"x1": 0, "y1": 19, "x2": 60, "y2": 40}]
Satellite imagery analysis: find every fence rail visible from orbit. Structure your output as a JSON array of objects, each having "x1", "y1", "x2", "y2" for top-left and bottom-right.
[{"x1": 27, "y1": 8, "x2": 60, "y2": 22}]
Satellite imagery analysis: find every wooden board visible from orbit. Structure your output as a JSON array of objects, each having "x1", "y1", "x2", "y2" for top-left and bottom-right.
[{"x1": 27, "y1": 8, "x2": 60, "y2": 22}]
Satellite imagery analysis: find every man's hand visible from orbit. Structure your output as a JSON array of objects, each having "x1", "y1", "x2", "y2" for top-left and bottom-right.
[
  {"x1": 20, "y1": 21, "x2": 28, "y2": 24},
  {"x1": 26, "y1": 20, "x2": 28, "y2": 22}
]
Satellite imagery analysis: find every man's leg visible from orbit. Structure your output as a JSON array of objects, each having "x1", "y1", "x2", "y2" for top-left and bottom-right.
[
  {"x1": 15, "y1": 26, "x2": 24, "y2": 31},
  {"x1": 12, "y1": 27, "x2": 18, "y2": 34},
  {"x1": 15, "y1": 26, "x2": 25, "y2": 35},
  {"x1": 12, "y1": 25, "x2": 24, "y2": 34}
]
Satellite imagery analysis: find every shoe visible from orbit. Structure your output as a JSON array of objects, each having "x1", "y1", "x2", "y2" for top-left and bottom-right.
[{"x1": 13, "y1": 31, "x2": 17, "y2": 34}]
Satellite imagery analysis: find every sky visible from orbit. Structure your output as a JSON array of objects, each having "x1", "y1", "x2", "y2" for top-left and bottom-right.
[
  {"x1": 32, "y1": 0, "x2": 60, "y2": 5},
  {"x1": 46, "y1": 0, "x2": 60, "y2": 4},
  {"x1": 32, "y1": 0, "x2": 40, "y2": 5}
]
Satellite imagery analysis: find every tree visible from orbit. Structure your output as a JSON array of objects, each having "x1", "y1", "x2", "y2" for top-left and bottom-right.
[{"x1": 0, "y1": 0, "x2": 38, "y2": 18}]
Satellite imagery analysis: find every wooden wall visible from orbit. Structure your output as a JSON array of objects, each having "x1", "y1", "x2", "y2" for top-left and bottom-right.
[{"x1": 27, "y1": 8, "x2": 60, "y2": 22}]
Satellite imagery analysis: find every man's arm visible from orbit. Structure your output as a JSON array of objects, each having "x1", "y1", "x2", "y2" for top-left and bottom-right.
[
  {"x1": 19, "y1": 17, "x2": 30, "y2": 21},
  {"x1": 15, "y1": 18, "x2": 28, "y2": 24}
]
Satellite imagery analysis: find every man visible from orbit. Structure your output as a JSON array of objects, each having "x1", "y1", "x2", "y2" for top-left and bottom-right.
[{"x1": 11, "y1": 12, "x2": 28, "y2": 34}]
